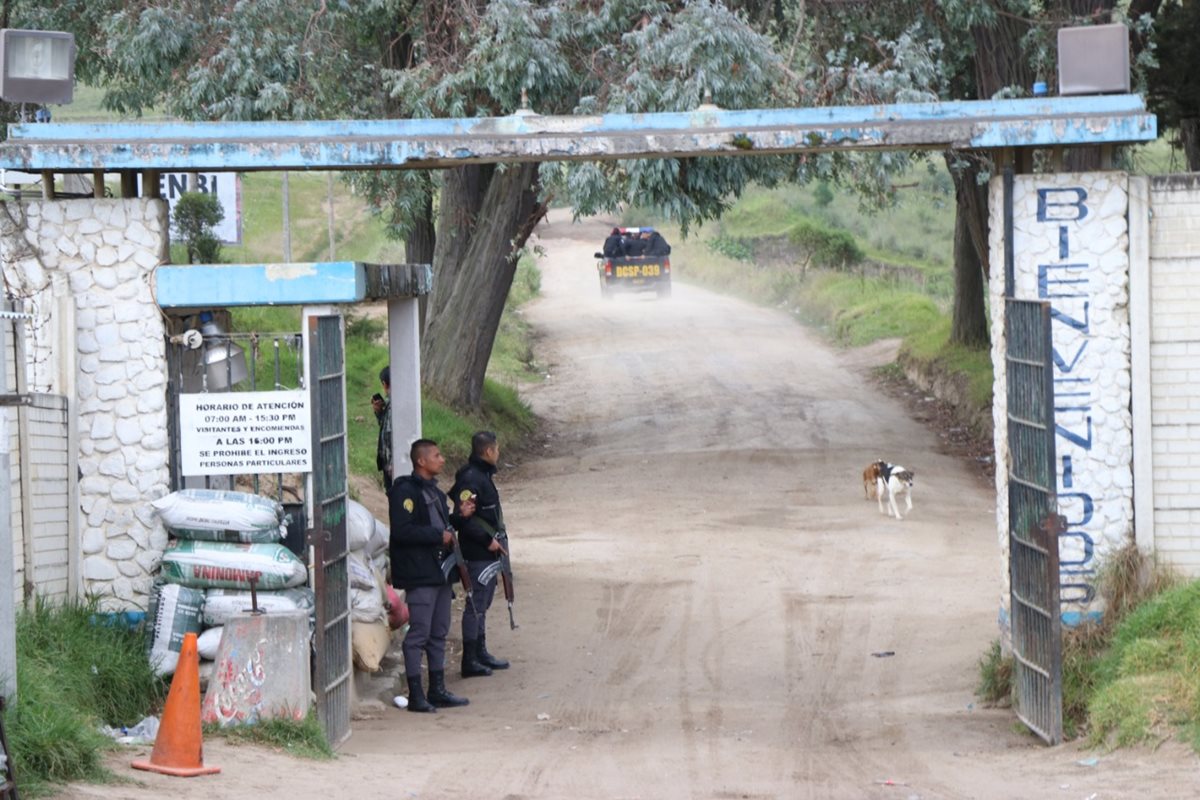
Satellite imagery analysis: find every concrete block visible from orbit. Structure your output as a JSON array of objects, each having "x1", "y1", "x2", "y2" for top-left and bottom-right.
[{"x1": 201, "y1": 609, "x2": 312, "y2": 727}]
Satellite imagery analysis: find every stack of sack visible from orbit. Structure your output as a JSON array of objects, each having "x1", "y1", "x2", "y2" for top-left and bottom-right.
[
  {"x1": 146, "y1": 489, "x2": 314, "y2": 678},
  {"x1": 347, "y1": 498, "x2": 406, "y2": 672}
]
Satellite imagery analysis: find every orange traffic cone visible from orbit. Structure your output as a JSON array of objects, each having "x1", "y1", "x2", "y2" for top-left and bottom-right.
[{"x1": 132, "y1": 632, "x2": 221, "y2": 777}]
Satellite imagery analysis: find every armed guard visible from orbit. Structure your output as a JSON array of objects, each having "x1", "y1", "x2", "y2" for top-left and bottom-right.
[
  {"x1": 450, "y1": 431, "x2": 513, "y2": 677},
  {"x1": 389, "y1": 438, "x2": 473, "y2": 712}
]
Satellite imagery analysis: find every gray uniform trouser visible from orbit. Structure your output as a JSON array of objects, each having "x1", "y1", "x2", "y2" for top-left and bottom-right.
[
  {"x1": 461, "y1": 560, "x2": 497, "y2": 641},
  {"x1": 403, "y1": 583, "x2": 453, "y2": 677}
]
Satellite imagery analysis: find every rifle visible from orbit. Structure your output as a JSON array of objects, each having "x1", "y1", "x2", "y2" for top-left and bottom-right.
[
  {"x1": 442, "y1": 527, "x2": 478, "y2": 619},
  {"x1": 476, "y1": 526, "x2": 518, "y2": 630}
]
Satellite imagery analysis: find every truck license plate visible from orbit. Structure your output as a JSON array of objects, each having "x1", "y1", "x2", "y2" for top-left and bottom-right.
[{"x1": 614, "y1": 264, "x2": 661, "y2": 278}]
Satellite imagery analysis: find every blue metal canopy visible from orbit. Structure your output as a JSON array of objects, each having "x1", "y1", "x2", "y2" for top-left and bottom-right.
[
  {"x1": 154, "y1": 261, "x2": 433, "y2": 307},
  {"x1": 0, "y1": 95, "x2": 1156, "y2": 173}
]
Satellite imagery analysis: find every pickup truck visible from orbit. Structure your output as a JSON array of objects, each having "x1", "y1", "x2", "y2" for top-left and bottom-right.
[{"x1": 594, "y1": 227, "x2": 672, "y2": 299}]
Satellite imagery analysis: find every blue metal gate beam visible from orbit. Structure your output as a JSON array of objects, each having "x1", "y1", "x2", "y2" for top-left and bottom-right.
[
  {"x1": 0, "y1": 95, "x2": 1155, "y2": 173},
  {"x1": 154, "y1": 262, "x2": 432, "y2": 308}
]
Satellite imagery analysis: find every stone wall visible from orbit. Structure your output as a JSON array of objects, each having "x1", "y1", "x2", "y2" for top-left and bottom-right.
[
  {"x1": 0, "y1": 199, "x2": 170, "y2": 611},
  {"x1": 989, "y1": 172, "x2": 1134, "y2": 628}
]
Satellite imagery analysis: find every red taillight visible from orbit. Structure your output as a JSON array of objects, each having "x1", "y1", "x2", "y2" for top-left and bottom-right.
[
  {"x1": 663, "y1": 258, "x2": 671, "y2": 274},
  {"x1": 604, "y1": 261, "x2": 613, "y2": 276}
]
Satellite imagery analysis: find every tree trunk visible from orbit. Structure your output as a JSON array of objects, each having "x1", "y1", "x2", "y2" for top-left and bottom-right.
[
  {"x1": 421, "y1": 163, "x2": 546, "y2": 409},
  {"x1": 946, "y1": 152, "x2": 990, "y2": 348},
  {"x1": 404, "y1": 179, "x2": 436, "y2": 265},
  {"x1": 425, "y1": 165, "x2": 492, "y2": 327},
  {"x1": 1181, "y1": 118, "x2": 1200, "y2": 171}
]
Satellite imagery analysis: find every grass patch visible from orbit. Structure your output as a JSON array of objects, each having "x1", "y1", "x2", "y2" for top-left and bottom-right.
[
  {"x1": 487, "y1": 255, "x2": 546, "y2": 386},
  {"x1": 900, "y1": 318, "x2": 994, "y2": 410},
  {"x1": 1083, "y1": 575, "x2": 1199, "y2": 749},
  {"x1": 7, "y1": 599, "x2": 166, "y2": 796},
  {"x1": 976, "y1": 640, "x2": 1013, "y2": 707},
  {"x1": 795, "y1": 272, "x2": 942, "y2": 346},
  {"x1": 976, "y1": 545, "x2": 1193, "y2": 747},
  {"x1": 205, "y1": 710, "x2": 333, "y2": 760}
]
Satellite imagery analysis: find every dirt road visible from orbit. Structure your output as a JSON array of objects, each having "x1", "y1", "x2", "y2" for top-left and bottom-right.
[{"x1": 58, "y1": 212, "x2": 1198, "y2": 799}]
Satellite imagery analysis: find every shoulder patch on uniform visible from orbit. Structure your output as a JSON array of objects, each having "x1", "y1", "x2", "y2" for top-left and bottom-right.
[
  {"x1": 459, "y1": 489, "x2": 473, "y2": 502},
  {"x1": 403, "y1": 498, "x2": 414, "y2": 513}
]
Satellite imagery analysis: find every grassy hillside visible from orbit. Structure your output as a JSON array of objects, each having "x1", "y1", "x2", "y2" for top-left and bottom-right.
[{"x1": 164, "y1": 171, "x2": 407, "y2": 266}]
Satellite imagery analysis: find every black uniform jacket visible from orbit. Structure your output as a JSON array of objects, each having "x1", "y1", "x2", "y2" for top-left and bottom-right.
[
  {"x1": 602, "y1": 234, "x2": 625, "y2": 257},
  {"x1": 450, "y1": 455, "x2": 503, "y2": 563},
  {"x1": 389, "y1": 473, "x2": 451, "y2": 589}
]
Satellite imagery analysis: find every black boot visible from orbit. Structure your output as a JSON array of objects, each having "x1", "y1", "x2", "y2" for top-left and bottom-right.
[
  {"x1": 427, "y1": 670, "x2": 469, "y2": 707},
  {"x1": 461, "y1": 639, "x2": 493, "y2": 678},
  {"x1": 478, "y1": 634, "x2": 510, "y2": 670},
  {"x1": 405, "y1": 674, "x2": 437, "y2": 713}
]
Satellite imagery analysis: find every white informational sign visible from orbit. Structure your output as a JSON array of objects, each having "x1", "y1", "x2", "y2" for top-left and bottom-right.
[
  {"x1": 138, "y1": 172, "x2": 243, "y2": 244},
  {"x1": 179, "y1": 391, "x2": 312, "y2": 476}
]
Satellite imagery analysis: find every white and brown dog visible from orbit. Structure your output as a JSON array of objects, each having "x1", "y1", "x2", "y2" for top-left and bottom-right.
[{"x1": 876, "y1": 462, "x2": 915, "y2": 520}]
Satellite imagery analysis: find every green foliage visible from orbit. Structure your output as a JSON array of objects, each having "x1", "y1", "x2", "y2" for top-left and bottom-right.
[
  {"x1": 8, "y1": 599, "x2": 166, "y2": 795},
  {"x1": 173, "y1": 191, "x2": 224, "y2": 264},
  {"x1": 345, "y1": 313, "x2": 385, "y2": 343},
  {"x1": 789, "y1": 220, "x2": 864, "y2": 271},
  {"x1": 707, "y1": 235, "x2": 755, "y2": 262},
  {"x1": 1146, "y1": 1, "x2": 1200, "y2": 161},
  {"x1": 813, "y1": 181, "x2": 834, "y2": 208}
]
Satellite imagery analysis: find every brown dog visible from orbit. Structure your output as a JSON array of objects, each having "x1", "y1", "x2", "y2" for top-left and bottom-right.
[{"x1": 862, "y1": 460, "x2": 885, "y2": 499}]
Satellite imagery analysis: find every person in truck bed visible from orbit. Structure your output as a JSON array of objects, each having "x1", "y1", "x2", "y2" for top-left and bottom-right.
[
  {"x1": 602, "y1": 227, "x2": 625, "y2": 258},
  {"x1": 624, "y1": 230, "x2": 650, "y2": 256},
  {"x1": 646, "y1": 230, "x2": 671, "y2": 256}
]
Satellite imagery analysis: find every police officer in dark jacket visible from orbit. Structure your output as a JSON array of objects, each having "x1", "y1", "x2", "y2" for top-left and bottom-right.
[
  {"x1": 602, "y1": 227, "x2": 625, "y2": 258},
  {"x1": 646, "y1": 230, "x2": 671, "y2": 256},
  {"x1": 624, "y1": 230, "x2": 650, "y2": 256},
  {"x1": 389, "y1": 438, "x2": 473, "y2": 712},
  {"x1": 450, "y1": 431, "x2": 511, "y2": 677}
]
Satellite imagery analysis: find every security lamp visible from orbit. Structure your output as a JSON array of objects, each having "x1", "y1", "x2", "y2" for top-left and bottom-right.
[
  {"x1": 195, "y1": 311, "x2": 248, "y2": 391},
  {"x1": 0, "y1": 29, "x2": 76, "y2": 105}
]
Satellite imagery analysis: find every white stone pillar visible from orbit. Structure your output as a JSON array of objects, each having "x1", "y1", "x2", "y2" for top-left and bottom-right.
[
  {"x1": 989, "y1": 173, "x2": 1134, "y2": 630},
  {"x1": 1, "y1": 198, "x2": 172, "y2": 612},
  {"x1": 387, "y1": 298, "x2": 422, "y2": 479}
]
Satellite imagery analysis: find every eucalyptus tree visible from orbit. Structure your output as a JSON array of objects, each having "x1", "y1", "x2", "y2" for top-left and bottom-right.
[
  {"x1": 21, "y1": 0, "x2": 810, "y2": 409},
  {"x1": 800, "y1": 0, "x2": 1161, "y2": 349},
  {"x1": 1146, "y1": 0, "x2": 1200, "y2": 169}
]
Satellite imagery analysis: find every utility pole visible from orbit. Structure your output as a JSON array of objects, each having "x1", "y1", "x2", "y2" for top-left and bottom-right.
[
  {"x1": 327, "y1": 172, "x2": 336, "y2": 260},
  {"x1": 282, "y1": 171, "x2": 292, "y2": 261}
]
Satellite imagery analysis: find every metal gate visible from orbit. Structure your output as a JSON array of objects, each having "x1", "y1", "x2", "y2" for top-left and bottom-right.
[
  {"x1": 1005, "y1": 298, "x2": 1064, "y2": 745},
  {"x1": 306, "y1": 314, "x2": 351, "y2": 747}
]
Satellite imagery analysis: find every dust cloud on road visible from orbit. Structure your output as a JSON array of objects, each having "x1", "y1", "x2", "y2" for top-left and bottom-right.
[{"x1": 57, "y1": 212, "x2": 1199, "y2": 799}]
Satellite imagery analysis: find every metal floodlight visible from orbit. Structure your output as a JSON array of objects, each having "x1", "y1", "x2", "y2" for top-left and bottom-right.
[
  {"x1": 1057, "y1": 24, "x2": 1130, "y2": 97},
  {"x1": 194, "y1": 311, "x2": 248, "y2": 391},
  {"x1": 0, "y1": 29, "x2": 76, "y2": 105}
]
